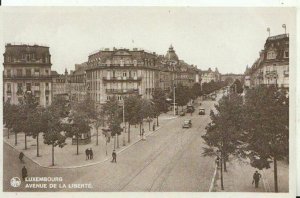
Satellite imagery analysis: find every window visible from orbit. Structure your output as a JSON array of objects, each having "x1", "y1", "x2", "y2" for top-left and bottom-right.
[
  {"x1": 133, "y1": 60, "x2": 137, "y2": 66},
  {"x1": 45, "y1": 70, "x2": 49, "y2": 75},
  {"x1": 26, "y1": 69, "x2": 31, "y2": 76},
  {"x1": 46, "y1": 96, "x2": 49, "y2": 105},
  {"x1": 7, "y1": 83, "x2": 11, "y2": 93},
  {"x1": 123, "y1": 72, "x2": 127, "y2": 77},
  {"x1": 284, "y1": 50, "x2": 289, "y2": 58},
  {"x1": 17, "y1": 83, "x2": 23, "y2": 91},
  {"x1": 120, "y1": 59, "x2": 124, "y2": 66},
  {"x1": 107, "y1": 96, "x2": 111, "y2": 100},
  {"x1": 26, "y1": 83, "x2": 31, "y2": 91},
  {"x1": 6, "y1": 69, "x2": 11, "y2": 77},
  {"x1": 267, "y1": 51, "x2": 276, "y2": 59},
  {"x1": 35, "y1": 83, "x2": 40, "y2": 87},
  {"x1": 17, "y1": 69, "x2": 22, "y2": 76},
  {"x1": 34, "y1": 69, "x2": 40, "y2": 76}
]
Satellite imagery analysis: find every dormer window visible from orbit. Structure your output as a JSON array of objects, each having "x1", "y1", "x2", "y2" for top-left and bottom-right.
[
  {"x1": 267, "y1": 51, "x2": 276, "y2": 59},
  {"x1": 284, "y1": 50, "x2": 289, "y2": 58}
]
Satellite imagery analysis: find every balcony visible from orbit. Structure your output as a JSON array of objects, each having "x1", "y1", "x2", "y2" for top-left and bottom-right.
[
  {"x1": 103, "y1": 76, "x2": 142, "y2": 82},
  {"x1": 3, "y1": 74, "x2": 52, "y2": 80},
  {"x1": 106, "y1": 89, "x2": 139, "y2": 94},
  {"x1": 265, "y1": 71, "x2": 278, "y2": 79}
]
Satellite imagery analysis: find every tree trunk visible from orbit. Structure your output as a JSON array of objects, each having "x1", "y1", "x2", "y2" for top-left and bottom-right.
[
  {"x1": 96, "y1": 128, "x2": 99, "y2": 146},
  {"x1": 117, "y1": 134, "x2": 119, "y2": 148},
  {"x1": 223, "y1": 154, "x2": 227, "y2": 172},
  {"x1": 157, "y1": 116, "x2": 159, "y2": 126},
  {"x1": 128, "y1": 124, "x2": 131, "y2": 143},
  {"x1": 149, "y1": 121, "x2": 151, "y2": 131},
  {"x1": 106, "y1": 140, "x2": 108, "y2": 156},
  {"x1": 139, "y1": 122, "x2": 142, "y2": 136},
  {"x1": 52, "y1": 144, "x2": 54, "y2": 166},
  {"x1": 76, "y1": 133, "x2": 79, "y2": 155},
  {"x1": 274, "y1": 156, "x2": 278, "y2": 192},
  {"x1": 36, "y1": 133, "x2": 39, "y2": 157},
  {"x1": 220, "y1": 153, "x2": 224, "y2": 190},
  {"x1": 113, "y1": 135, "x2": 116, "y2": 150},
  {"x1": 7, "y1": 128, "x2": 10, "y2": 139},
  {"x1": 24, "y1": 133, "x2": 27, "y2": 150},
  {"x1": 15, "y1": 132, "x2": 17, "y2": 146}
]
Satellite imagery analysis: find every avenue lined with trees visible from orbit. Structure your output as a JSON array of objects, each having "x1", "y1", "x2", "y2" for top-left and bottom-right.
[{"x1": 202, "y1": 85, "x2": 289, "y2": 192}]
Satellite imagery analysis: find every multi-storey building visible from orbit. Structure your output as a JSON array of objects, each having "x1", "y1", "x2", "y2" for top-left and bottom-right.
[
  {"x1": 85, "y1": 48, "x2": 158, "y2": 104},
  {"x1": 246, "y1": 34, "x2": 289, "y2": 89},
  {"x1": 51, "y1": 69, "x2": 69, "y2": 99},
  {"x1": 3, "y1": 43, "x2": 52, "y2": 106},
  {"x1": 69, "y1": 62, "x2": 88, "y2": 101},
  {"x1": 201, "y1": 67, "x2": 221, "y2": 83}
]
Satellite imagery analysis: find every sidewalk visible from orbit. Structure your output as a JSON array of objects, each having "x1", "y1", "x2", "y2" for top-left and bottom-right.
[
  {"x1": 214, "y1": 158, "x2": 289, "y2": 192},
  {"x1": 3, "y1": 113, "x2": 177, "y2": 169}
]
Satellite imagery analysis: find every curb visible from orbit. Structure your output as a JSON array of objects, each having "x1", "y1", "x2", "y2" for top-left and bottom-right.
[
  {"x1": 209, "y1": 164, "x2": 218, "y2": 192},
  {"x1": 4, "y1": 126, "x2": 163, "y2": 169}
]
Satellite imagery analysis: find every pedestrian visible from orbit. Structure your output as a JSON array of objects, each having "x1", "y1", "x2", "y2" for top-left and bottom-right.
[
  {"x1": 85, "y1": 148, "x2": 89, "y2": 160},
  {"x1": 90, "y1": 148, "x2": 93, "y2": 160},
  {"x1": 252, "y1": 170, "x2": 262, "y2": 188},
  {"x1": 19, "y1": 152, "x2": 24, "y2": 163},
  {"x1": 111, "y1": 150, "x2": 117, "y2": 163},
  {"x1": 22, "y1": 166, "x2": 28, "y2": 181}
]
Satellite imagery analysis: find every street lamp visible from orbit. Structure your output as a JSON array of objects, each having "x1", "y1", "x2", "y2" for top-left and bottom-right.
[
  {"x1": 122, "y1": 99, "x2": 126, "y2": 146},
  {"x1": 173, "y1": 83, "x2": 176, "y2": 116},
  {"x1": 282, "y1": 24, "x2": 286, "y2": 34}
]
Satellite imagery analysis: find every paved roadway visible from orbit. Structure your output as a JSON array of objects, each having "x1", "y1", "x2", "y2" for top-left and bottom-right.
[{"x1": 4, "y1": 100, "x2": 217, "y2": 192}]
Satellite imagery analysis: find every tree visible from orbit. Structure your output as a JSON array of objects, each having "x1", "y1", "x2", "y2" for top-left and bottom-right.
[
  {"x1": 202, "y1": 92, "x2": 244, "y2": 189},
  {"x1": 152, "y1": 88, "x2": 168, "y2": 126},
  {"x1": 124, "y1": 95, "x2": 141, "y2": 143},
  {"x1": 3, "y1": 101, "x2": 14, "y2": 139},
  {"x1": 170, "y1": 83, "x2": 190, "y2": 110},
  {"x1": 94, "y1": 108, "x2": 105, "y2": 146},
  {"x1": 137, "y1": 99, "x2": 155, "y2": 135},
  {"x1": 231, "y1": 79, "x2": 243, "y2": 94},
  {"x1": 191, "y1": 83, "x2": 202, "y2": 99},
  {"x1": 43, "y1": 109, "x2": 67, "y2": 166},
  {"x1": 66, "y1": 96, "x2": 95, "y2": 154},
  {"x1": 18, "y1": 92, "x2": 39, "y2": 150},
  {"x1": 102, "y1": 96, "x2": 122, "y2": 149},
  {"x1": 243, "y1": 85, "x2": 288, "y2": 192}
]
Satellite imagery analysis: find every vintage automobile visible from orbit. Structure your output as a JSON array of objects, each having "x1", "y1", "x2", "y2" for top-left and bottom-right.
[
  {"x1": 186, "y1": 105, "x2": 195, "y2": 113},
  {"x1": 179, "y1": 110, "x2": 186, "y2": 116},
  {"x1": 199, "y1": 108, "x2": 205, "y2": 115},
  {"x1": 182, "y1": 119, "x2": 192, "y2": 128}
]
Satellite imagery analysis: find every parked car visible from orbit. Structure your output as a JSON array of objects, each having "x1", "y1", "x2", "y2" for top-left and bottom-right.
[
  {"x1": 199, "y1": 108, "x2": 205, "y2": 115},
  {"x1": 186, "y1": 105, "x2": 195, "y2": 113},
  {"x1": 182, "y1": 119, "x2": 192, "y2": 128},
  {"x1": 179, "y1": 111, "x2": 186, "y2": 116}
]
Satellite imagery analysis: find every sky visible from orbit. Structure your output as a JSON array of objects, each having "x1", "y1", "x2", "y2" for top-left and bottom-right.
[{"x1": 0, "y1": 7, "x2": 296, "y2": 74}]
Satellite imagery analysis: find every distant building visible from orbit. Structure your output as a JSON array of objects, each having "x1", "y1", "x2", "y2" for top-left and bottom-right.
[
  {"x1": 69, "y1": 62, "x2": 88, "y2": 101},
  {"x1": 201, "y1": 67, "x2": 221, "y2": 83},
  {"x1": 3, "y1": 43, "x2": 52, "y2": 106},
  {"x1": 51, "y1": 69, "x2": 69, "y2": 99},
  {"x1": 220, "y1": 73, "x2": 245, "y2": 83},
  {"x1": 246, "y1": 34, "x2": 289, "y2": 89}
]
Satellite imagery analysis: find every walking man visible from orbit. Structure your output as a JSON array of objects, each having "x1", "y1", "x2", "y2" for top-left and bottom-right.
[
  {"x1": 252, "y1": 170, "x2": 262, "y2": 188},
  {"x1": 90, "y1": 148, "x2": 93, "y2": 160},
  {"x1": 22, "y1": 166, "x2": 28, "y2": 181},
  {"x1": 19, "y1": 152, "x2": 24, "y2": 163},
  {"x1": 85, "y1": 148, "x2": 89, "y2": 160},
  {"x1": 111, "y1": 150, "x2": 117, "y2": 163}
]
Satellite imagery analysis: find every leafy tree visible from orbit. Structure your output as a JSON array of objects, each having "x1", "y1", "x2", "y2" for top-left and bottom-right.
[
  {"x1": 137, "y1": 99, "x2": 155, "y2": 135},
  {"x1": 94, "y1": 108, "x2": 105, "y2": 146},
  {"x1": 243, "y1": 85, "x2": 288, "y2": 192},
  {"x1": 231, "y1": 79, "x2": 243, "y2": 94},
  {"x1": 202, "y1": 92, "x2": 244, "y2": 189},
  {"x1": 191, "y1": 83, "x2": 202, "y2": 99},
  {"x1": 3, "y1": 101, "x2": 15, "y2": 139},
  {"x1": 124, "y1": 95, "x2": 141, "y2": 143},
  {"x1": 102, "y1": 96, "x2": 122, "y2": 149},
  {"x1": 170, "y1": 83, "x2": 190, "y2": 110},
  {"x1": 18, "y1": 92, "x2": 39, "y2": 149},
  {"x1": 151, "y1": 88, "x2": 169, "y2": 126},
  {"x1": 43, "y1": 108, "x2": 67, "y2": 166}
]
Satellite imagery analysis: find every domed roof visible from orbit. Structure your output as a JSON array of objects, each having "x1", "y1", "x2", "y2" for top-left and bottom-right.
[{"x1": 165, "y1": 45, "x2": 179, "y2": 61}]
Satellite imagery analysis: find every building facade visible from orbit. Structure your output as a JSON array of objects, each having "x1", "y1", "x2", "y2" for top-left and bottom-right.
[
  {"x1": 3, "y1": 44, "x2": 52, "y2": 106},
  {"x1": 245, "y1": 34, "x2": 289, "y2": 89},
  {"x1": 201, "y1": 67, "x2": 221, "y2": 83}
]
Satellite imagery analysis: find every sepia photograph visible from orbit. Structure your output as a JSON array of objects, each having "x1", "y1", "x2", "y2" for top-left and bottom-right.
[{"x1": 0, "y1": 3, "x2": 297, "y2": 197}]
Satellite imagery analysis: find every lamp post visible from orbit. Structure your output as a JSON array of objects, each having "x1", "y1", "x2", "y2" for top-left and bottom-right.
[
  {"x1": 122, "y1": 99, "x2": 126, "y2": 146},
  {"x1": 267, "y1": 27, "x2": 271, "y2": 37},
  {"x1": 173, "y1": 84, "x2": 176, "y2": 116}
]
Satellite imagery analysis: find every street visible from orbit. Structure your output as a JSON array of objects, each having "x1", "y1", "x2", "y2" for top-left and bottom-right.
[{"x1": 4, "y1": 100, "x2": 217, "y2": 192}]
